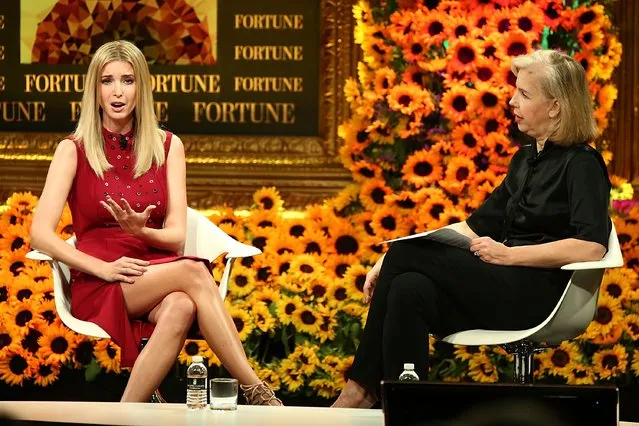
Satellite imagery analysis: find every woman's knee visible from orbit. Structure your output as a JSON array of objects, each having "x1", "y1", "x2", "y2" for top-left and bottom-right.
[
  {"x1": 387, "y1": 272, "x2": 435, "y2": 307},
  {"x1": 177, "y1": 259, "x2": 214, "y2": 292},
  {"x1": 160, "y1": 292, "x2": 196, "y2": 325}
]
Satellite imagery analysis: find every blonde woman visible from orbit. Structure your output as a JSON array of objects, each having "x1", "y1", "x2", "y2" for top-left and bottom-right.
[
  {"x1": 333, "y1": 50, "x2": 611, "y2": 408},
  {"x1": 30, "y1": 40, "x2": 281, "y2": 405}
]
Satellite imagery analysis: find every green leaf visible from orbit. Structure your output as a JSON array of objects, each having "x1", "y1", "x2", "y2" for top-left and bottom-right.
[
  {"x1": 84, "y1": 358, "x2": 102, "y2": 382},
  {"x1": 541, "y1": 27, "x2": 550, "y2": 50}
]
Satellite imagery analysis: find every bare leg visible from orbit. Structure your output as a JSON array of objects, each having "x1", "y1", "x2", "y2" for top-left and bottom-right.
[
  {"x1": 331, "y1": 380, "x2": 377, "y2": 408},
  {"x1": 120, "y1": 260, "x2": 261, "y2": 386},
  {"x1": 121, "y1": 292, "x2": 195, "y2": 402}
]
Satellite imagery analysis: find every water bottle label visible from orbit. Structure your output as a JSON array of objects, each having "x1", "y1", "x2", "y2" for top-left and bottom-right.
[{"x1": 187, "y1": 377, "x2": 207, "y2": 391}]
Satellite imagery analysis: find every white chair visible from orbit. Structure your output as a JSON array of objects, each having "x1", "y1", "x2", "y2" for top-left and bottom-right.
[
  {"x1": 26, "y1": 207, "x2": 261, "y2": 340},
  {"x1": 440, "y1": 222, "x2": 624, "y2": 384}
]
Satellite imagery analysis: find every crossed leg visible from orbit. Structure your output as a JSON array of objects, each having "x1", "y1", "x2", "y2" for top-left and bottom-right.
[{"x1": 119, "y1": 259, "x2": 262, "y2": 402}]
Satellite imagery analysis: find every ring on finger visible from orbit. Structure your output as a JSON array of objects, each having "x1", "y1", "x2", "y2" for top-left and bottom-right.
[{"x1": 474, "y1": 251, "x2": 479, "y2": 256}]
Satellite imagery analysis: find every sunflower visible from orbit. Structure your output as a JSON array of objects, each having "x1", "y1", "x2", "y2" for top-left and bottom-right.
[
  {"x1": 601, "y1": 269, "x2": 633, "y2": 303},
  {"x1": 245, "y1": 209, "x2": 279, "y2": 236},
  {"x1": 6, "y1": 192, "x2": 39, "y2": 212},
  {"x1": 70, "y1": 337, "x2": 95, "y2": 369},
  {"x1": 361, "y1": 39, "x2": 393, "y2": 69},
  {"x1": 413, "y1": 193, "x2": 454, "y2": 232},
  {"x1": 342, "y1": 302, "x2": 367, "y2": 320},
  {"x1": 444, "y1": 156, "x2": 476, "y2": 186},
  {"x1": 536, "y1": 0, "x2": 564, "y2": 30},
  {"x1": 623, "y1": 314, "x2": 639, "y2": 341},
  {"x1": 446, "y1": 37, "x2": 480, "y2": 74},
  {"x1": 228, "y1": 265, "x2": 257, "y2": 298},
  {"x1": 566, "y1": 364, "x2": 596, "y2": 385},
  {"x1": 591, "y1": 324, "x2": 623, "y2": 346},
  {"x1": 440, "y1": 86, "x2": 476, "y2": 123},
  {"x1": 371, "y1": 205, "x2": 411, "y2": 240},
  {"x1": 419, "y1": 10, "x2": 448, "y2": 46},
  {"x1": 177, "y1": 339, "x2": 209, "y2": 365},
  {"x1": 37, "y1": 324, "x2": 77, "y2": 363},
  {"x1": 359, "y1": 178, "x2": 393, "y2": 212},
  {"x1": 484, "y1": 8, "x2": 513, "y2": 35},
  {"x1": 496, "y1": 30, "x2": 533, "y2": 61},
  {"x1": 593, "y1": 344, "x2": 628, "y2": 380},
  {"x1": 275, "y1": 296, "x2": 304, "y2": 326},
  {"x1": 342, "y1": 263, "x2": 369, "y2": 303},
  {"x1": 451, "y1": 123, "x2": 484, "y2": 156},
  {"x1": 344, "y1": 78, "x2": 362, "y2": 106},
  {"x1": 279, "y1": 358, "x2": 305, "y2": 392},
  {"x1": 309, "y1": 378, "x2": 339, "y2": 399},
  {"x1": 473, "y1": 83, "x2": 507, "y2": 117},
  {"x1": 251, "y1": 303, "x2": 276, "y2": 334},
  {"x1": 249, "y1": 287, "x2": 280, "y2": 309},
  {"x1": 316, "y1": 305, "x2": 337, "y2": 343},
  {"x1": 322, "y1": 254, "x2": 357, "y2": 280},
  {"x1": 94, "y1": 339, "x2": 121, "y2": 374},
  {"x1": 281, "y1": 217, "x2": 311, "y2": 240},
  {"x1": 0, "y1": 224, "x2": 29, "y2": 254},
  {"x1": 287, "y1": 255, "x2": 324, "y2": 282},
  {"x1": 0, "y1": 250, "x2": 30, "y2": 277},
  {"x1": 571, "y1": 4, "x2": 608, "y2": 31},
  {"x1": 228, "y1": 304, "x2": 255, "y2": 341},
  {"x1": 510, "y1": 2, "x2": 544, "y2": 39},
  {"x1": 573, "y1": 50, "x2": 599, "y2": 81},
  {"x1": 348, "y1": 161, "x2": 383, "y2": 184},
  {"x1": 33, "y1": 357, "x2": 62, "y2": 387},
  {"x1": 468, "y1": 353, "x2": 499, "y2": 383},
  {"x1": 327, "y1": 281, "x2": 350, "y2": 308},
  {"x1": 209, "y1": 205, "x2": 241, "y2": 227},
  {"x1": 9, "y1": 274, "x2": 39, "y2": 303},
  {"x1": 326, "y1": 220, "x2": 361, "y2": 257},
  {"x1": 633, "y1": 350, "x2": 639, "y2": 378},
  {"x1": 538, "y1": 342, "x2": 581, "y2": 378},
  {"x1": 580, "y1": 294, "x2": 624, "y2": 339},
  {"x1": 55, "y1": 205, "x2": 74, "y2": 238},
  {"x1": 437, "y1": 207, "x2": 467, "y2": 228},
  {"x1": 614, "y1": 220, "x2": 638, "y2": 249},
  {"x1": 252, "y1": 187, "x2": 283, "y2": 211},
  {"x1": 289, "y1": 342, "x2": 320, "y2": 375},
  {"x1": 292, "y1": 305, "x2": 322, "y2": 336},
  {"x1": 453, "y1": 345, "x2": 486, "y2": 362},
  {"x1": 6, "y1": 299, "x2": 41, "y2": 331},
  {"x1": 578, "y1": 24, "x2": 605, "y2": 52},
  {"x1": 401, "y1": 149, "x2": 443, "y2": 189},
  {"x1": 296, "y1": 228, "x2": 328, "y2": 257},
  {"x1": 0, "y1": 346, "x2": 37, "y2": 386},
  {"x1": 0, "y1": 323, "x2": 19, "y2": 357},
  {"x1": 279, "y1": 272, "x2": 307, "y2": 295},
  {"x1": 305, "y1": 274, "x2": 333, "y2": 302}
]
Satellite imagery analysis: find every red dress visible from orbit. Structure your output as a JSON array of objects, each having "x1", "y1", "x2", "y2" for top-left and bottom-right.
[{"x1": 68, "y1": 128, "x2": 205, "y2": 368}]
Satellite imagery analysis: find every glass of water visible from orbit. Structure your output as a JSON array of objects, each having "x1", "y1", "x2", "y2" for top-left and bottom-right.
[{"x1": 209, "y1": 378, "x2": 238, "y2": 411}]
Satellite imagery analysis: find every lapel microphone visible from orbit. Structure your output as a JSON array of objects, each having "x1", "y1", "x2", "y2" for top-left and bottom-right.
[{"x1": 119, "y1": 134, "x2": 128, "y2": 151}]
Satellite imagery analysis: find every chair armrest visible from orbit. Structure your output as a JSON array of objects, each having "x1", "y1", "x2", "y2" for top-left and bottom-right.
[
  {"x1": 561, "y1": 258, "x2": 624, "y2": 270},
  {"x1": 225, "y1": 243, "x2": 262, "y2": 259},
  {"x1": 26, "y1": 250, "x2": 53, "y2": 262}
]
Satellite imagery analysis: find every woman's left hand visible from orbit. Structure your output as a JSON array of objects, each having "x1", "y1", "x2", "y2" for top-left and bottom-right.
[
  {"x1": 100, "y1": 195, "x2": 155, "y2": 236},
  {"x1": 469, "y1": 237, "x2": 513, "y2": 265}
]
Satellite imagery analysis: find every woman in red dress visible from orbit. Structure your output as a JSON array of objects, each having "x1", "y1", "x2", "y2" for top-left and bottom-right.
[{"x1": 30, "y1": 40, "x2": 281, "y2": 405}]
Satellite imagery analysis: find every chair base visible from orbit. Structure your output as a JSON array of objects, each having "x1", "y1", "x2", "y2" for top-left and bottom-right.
[{"x1": 502, "y1": 340, "x2": 546, "y2": 384}]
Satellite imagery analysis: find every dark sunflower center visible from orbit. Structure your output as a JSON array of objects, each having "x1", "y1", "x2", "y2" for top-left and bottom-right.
[
  {"x1": 335, "y1": 288, "x2": 347, "y2": 301},
  {"x1": 551, "y1": 349, "x2": 569, "y2": 367},
  {"x1": 498, "y1": 19, "x2": 510, "y2": 33},
  {"x1": 258, "y1": 220, "x2": 273, "y2": 228},
  {"x1": 312, "y1": 284, "x2": 326, "y2": 298},
  {"x1": 372, "y1": 44, "x2": 385, "y2": 55},
  {"x1": 545, "y1": 4, "x2": 560, "y2": 20},
  {"x1": 301, "y1": 311, "x2": 317, "y2": 325},
  {"x1": 364, "y1": 220, "x2": 375, "y2": 236},
  {"x1": 485, "y1": 119, "x2": 499, "y2": 133},
  {"x1": 456, "y1": 167, "x2": 470, "y2": 181},
  {"x1": 484, "y1": 46, "x2": 496, "y2": 58},
  {"x1": 257, "y1": 267, "x2": 271, "y2": 282},
  {"x1": 277, "y1": 247, "x2": 293, "y2": 255},
  {"x1": 235, "y1": 276, "x2": 248, "y2": 287},
  {"x1": 629, "y1": 323, "x2": 639, "y2": 335},
  {"x1": 371, "y1": 188, "x2": 387, "y2": 204},
  {"x1": 336, "y1": 235, "x2": 359, "y2": 255},
  {"x1": 596, "y1": 306, "x2": 612, "y2": 325},
  {"x1": 285, "y1": 303, "x2": 296, "y2": 315},
  {"x1": 359, "y1": 167, "x2": 375, "y2": 178},
  {"x1": 0, "y1": 286, "x2": 7, "y2": 303},
  {"x1": 583, "y1": 32, "x2": 593, "y2": 44},
  {"x1": 602, "y1": 354, "x2": 618, "y2": 369},
  {"x1": 355, "y1": 275, "x2": 367, "y2": 292},
  {"x1": 9, "y1": 355, "x2": 28, "y2": 375},
  {"x1": 458, "y1": 46, "x2": 475, "y2": 64},
  {"x1": 300, "y1": 264, "x2": 314, "y2": 274},
  {"x1": 336, "y1": 264, "x2": 349, "y2": 278},
  {"x1": 0, "y1": 333, "x2": 12, "y2": 349},
  {"x1": 477, "y1": 17, "x2": 487, "y2": 28},
  {"x1": 260, "y1": 197, "x2": 274, "y2": 210},
  {"x1": 37, "y1": 364, "x2": 52, "y2": 377},
  {"x1": 430, "y1": 204, "x2": 444, "y2": 219},
  {"x1": 518, "y1": 17, "x2": 533, "y2": 31},
  {"x1": 220, "y1": 218, "x2": 236, "y2": 226},
  {"x1": 606, "y1": 283, "x2": 622, "y2": 298},
  {"x1": 106, "y1": 345, "x2": 117, "y2": 359},
  {"x1": 241, "y1": 257, "x2": 255, "y2": 268},
  {"x1": 398, "y1": 94, "x2": 412, "y2": 106},
  {"x1": 463, "y1": 134, "x2": 477, "y2": 148},
  {"x1": 16, "y1": 310, "x2": 33, "y2": 327},
  {"x1": 185, "y1": 342, "x2": 199, "y2": 356},
  {"x1": 11, "y1": 237, "x2": 25, "y2": 251},
  {"x1": 415, "y1": 161, "x2": 433, "y2": 176},
  {"x1": 579, "y1": 10, "x2": 595, "y2": 25},
  {"x1": 279, "y1": 262, "x2": 290, "y2": 275},
  {"x1": 17, "y1": 289, "x2": 32, "y2": 301},
  {"x1": 411, "y1": 43, "x2": 423, "y2": 55},
  {"x1": 455, "y1": 25, "x2": 468, "y2": 37},
  {"x1": 22, "y1": 328, "x2": 42, "y2": 353},
  {"x1": 507, "y1": 42, "x2": 527, "y2": 57},
  {"x1": 51, "y1": 336, "x2": 69, "y2": 354},
  {"x1": 62, "y1": 224, "x2": 74, "y2": 234},
  {"x1": 290, "y1": 225, "x2": 306, "y2": 237},
  {"x1": 482, "y1": 92, "x2": 498, "y2": 107},
  {"x1": 452, "y1": 96, "x2": 468, "y2": 112},
  {"x1": 233, "y1": 317, "x2": 245, "y2": 332},
  {"x1": 428, "y1": 21, "x2": 444, "y2": 36},
  {"x1": 381, "y1": 216, "x2": 396, "y2": 230},
  {"x1": 356, "y1": 130, "x2": 369, "y2": 143},
  {"x1": 397, "y1": 198, "x2": 416, "y2": 209},
  {"x1": 75, "y1": 341, "x2": 94, "y2": 365},
  {"x1": 477, "y1": 67, "x2": 493, "y2": 81},
  {"x1": 10, "y1": 261, "x2": 25, "y2": 276},
  {"x1": 305, "y1": 242, "x2": 322, "y2": 255},
  {"x1": 574, "y1": 369, "x2": 587, "y2": 378},
  {"x1": 252, "y1": 236, "x2": 267, "y2": 251}
]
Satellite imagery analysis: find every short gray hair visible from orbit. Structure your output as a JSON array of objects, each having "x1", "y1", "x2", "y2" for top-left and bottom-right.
[{"x1": 511, "y1": 50, "x2": 598, "y2": 145}]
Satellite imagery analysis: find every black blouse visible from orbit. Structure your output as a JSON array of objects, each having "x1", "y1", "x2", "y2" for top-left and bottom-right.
[{"x1": 466, "y1": 141, "x2": 611, "y2": 248}]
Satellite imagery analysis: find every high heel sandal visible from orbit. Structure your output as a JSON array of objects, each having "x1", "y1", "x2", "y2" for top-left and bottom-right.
[{"x1": 240, "y1": 381, "x2": 283, "y2": 406}]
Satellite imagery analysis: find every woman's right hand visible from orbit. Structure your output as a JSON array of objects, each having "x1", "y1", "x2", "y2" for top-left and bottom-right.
[
  {"x1": 364, "y1": 255, "x2": 385, "y2": 304},
  {"x1": 97, "y1": 257, "x2": 150, "y2": 284}
]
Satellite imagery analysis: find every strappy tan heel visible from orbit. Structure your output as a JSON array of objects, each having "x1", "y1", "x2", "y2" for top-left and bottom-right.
[{"x1": 240, "y1": 381, "x2": 283, "y2": 406}]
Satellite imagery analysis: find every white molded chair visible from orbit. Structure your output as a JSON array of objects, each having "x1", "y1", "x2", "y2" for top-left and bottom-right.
[
  {"x1": 440, "y1": 222, "x2": 624, "y2": 384},
  {"x1": 26, "y1": 207, "x2": 262, "y2": 340}
]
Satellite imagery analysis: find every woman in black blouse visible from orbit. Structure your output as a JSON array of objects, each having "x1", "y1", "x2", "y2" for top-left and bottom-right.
[{"x1": 332, "y1": 50, "x2": 611, "y2": 408}]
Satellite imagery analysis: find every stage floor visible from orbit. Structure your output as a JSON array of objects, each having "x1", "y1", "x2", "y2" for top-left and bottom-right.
[{"x1": 1, "y1": 401, "x2": 638, "y2": 426}]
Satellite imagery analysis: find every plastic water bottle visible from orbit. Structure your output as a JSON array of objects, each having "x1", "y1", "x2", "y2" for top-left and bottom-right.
[
  {"x1": 398, "y1": 363, "x2": 420, "y2": 381},
  {"x1": 186, "y1": 355, "x2": 207, "y2": 410}
]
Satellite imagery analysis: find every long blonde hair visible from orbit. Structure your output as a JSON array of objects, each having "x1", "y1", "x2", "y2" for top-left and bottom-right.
[
  {"x1": 74, "y1": 40, "x2": 165, "y2": 178},
  {"x1": 511, "y1": 50, "x2": 598, "y2": 145}
]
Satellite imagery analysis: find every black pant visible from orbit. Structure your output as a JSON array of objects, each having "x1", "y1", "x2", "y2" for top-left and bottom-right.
[{"x1": 346, "y1": 239, "x2": 570, "y2": 395}]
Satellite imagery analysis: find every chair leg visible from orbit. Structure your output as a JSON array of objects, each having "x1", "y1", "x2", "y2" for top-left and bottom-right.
[{"x1": 503, "y1": 340, "x2": 540, "y2": 385}]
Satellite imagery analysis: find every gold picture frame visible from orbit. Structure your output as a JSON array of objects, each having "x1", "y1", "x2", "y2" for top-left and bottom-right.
[{"x1": 0, "y1": 0, "x2": 355, "y2": 209}]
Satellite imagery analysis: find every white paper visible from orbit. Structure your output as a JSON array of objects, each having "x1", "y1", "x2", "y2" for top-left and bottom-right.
[{"x1": 380, "y1": 228, "x2": 472, "y2": 251}]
